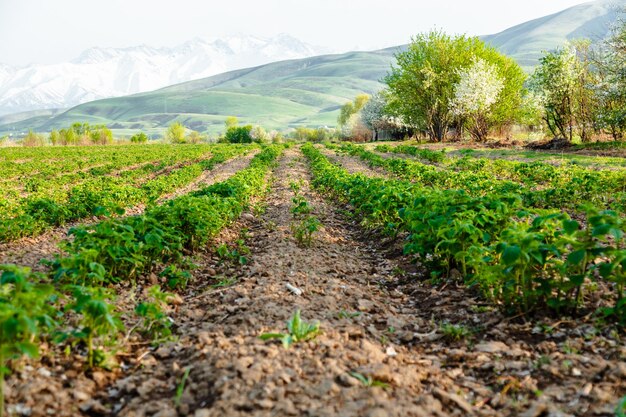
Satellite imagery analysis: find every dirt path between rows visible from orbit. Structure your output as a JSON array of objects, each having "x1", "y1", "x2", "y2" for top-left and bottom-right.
[
  {"x1": 0, "y1": 153, "x2": 257, "y2": 271},
  {"x1": 317, "y1": 146, "x2": 388, "y2": 178}
]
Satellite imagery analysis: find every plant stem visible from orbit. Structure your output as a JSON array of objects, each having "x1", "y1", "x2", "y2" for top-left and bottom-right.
[
  {"x1": 88, "y1": 333, "x2": 93, "y2": 368},
  {"x1": 0, "y1": 351, "x2": 5, "y2": 417}
]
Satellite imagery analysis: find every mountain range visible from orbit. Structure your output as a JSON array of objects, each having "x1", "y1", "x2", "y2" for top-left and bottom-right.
[
  {"x1": 0, "y1": 34, "x2": 330, "y2": 116},
  {"x1": 0, "y1": 0, "x2": 623, "y2": 136}
]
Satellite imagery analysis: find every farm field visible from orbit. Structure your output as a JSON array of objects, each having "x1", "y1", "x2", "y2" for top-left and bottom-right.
[{"x1": 1, "y1": 142, "x2": 625, "y2": 417}]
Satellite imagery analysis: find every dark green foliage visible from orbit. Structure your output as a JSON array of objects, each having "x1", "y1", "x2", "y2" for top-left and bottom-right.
[{"x1": 225, "y1": 125, "x2": 253, "y2": 143}]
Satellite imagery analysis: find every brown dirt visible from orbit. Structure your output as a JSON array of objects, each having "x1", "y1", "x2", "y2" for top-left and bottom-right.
[
  {"x1": 317, "y1": 146, "x2": 388, "y2": 178},
  {"x1": 3, "y1": 147, "x2": 625, "y2": 417}
]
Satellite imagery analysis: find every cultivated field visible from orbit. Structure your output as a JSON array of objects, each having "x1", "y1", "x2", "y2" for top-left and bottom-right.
[{"x1": 0, "y1": 142, "x2": 625, "y2": 417}]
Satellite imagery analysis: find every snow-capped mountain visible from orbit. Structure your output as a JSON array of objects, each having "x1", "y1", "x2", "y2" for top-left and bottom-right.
[{"x1": 0, "y1": 34, "x2": 331, "y2": 116}]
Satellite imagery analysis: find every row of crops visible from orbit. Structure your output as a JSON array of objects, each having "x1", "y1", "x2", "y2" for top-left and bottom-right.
[
  {"x1": 304, "y1": 143, "x2": 625, "y2": 324},
  {"x1": 0, "y1": 145, "x2": 283, "y2": 406},
  {"x1": 337, "y1": 143, "x2": 626, "y2": 212},
  {"x1": 0, "y1": 144, "x2": 254, "y2": 241}
]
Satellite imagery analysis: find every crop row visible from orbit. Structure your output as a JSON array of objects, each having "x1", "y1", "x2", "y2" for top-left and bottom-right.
[
  {"x1": 0, "y1": 145, "x2": 283, "y2": 395},
  {"x1": 0, "y1": 145, "x2": 252, "y2": 242},
  {"x1": 0, "y1": 144, "x2": 222, "y2": 215},
  {"x1": 375, "y1": 143, "x2": 626, "y2": 200},
  {"x1": 0, "y1": 144, "x2": 212, "y2": 180},
  {"x1": 304, "y1": 144, "x2": 625, "y2": 324},
  {"x1": 337, "y1": 143, "x2": 626, "y2": 212}
]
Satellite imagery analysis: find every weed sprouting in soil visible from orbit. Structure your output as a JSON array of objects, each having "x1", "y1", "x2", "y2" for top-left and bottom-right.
[{"x1": 259, "y1": 309, "x2": 321, "y2": 349}]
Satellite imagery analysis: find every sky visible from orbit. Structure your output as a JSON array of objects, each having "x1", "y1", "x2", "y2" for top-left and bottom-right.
[{"x1": 0, "y1": 0, "x2": 591, "y2": 66}]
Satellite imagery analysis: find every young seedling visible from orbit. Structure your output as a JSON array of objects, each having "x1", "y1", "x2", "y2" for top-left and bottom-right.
[
  {"x1": 174, "y1": 367, "x2": 191, "y2": 407},
  {"x1": 65, "y1": 285, "x2": 124, "y2": 368},
  {"x1": 259, "y1": 309, "x2": 321, "y2": 349},
  {"x1": 440, "y1": 323, "x2": 472, "y2": 341},
  {"x1": 134, "y1": 285, "x2": 174, "y2": 345},
  {"x1": 291, "y1": 215, "x2": 321, "y2": 247},
  {"x1": 337, "y1": 310, "x2": 361, "y2": 319},
  {"x1": 348, "y1": 372, "x2": 390, "y2": 389}
]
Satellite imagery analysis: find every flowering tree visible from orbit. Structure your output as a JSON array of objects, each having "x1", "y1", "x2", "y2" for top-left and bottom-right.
[
  {"x1": 361, "y1": 91, "x2": 409, "y2": 140},
  {"x1": 450, "y1": 59, "x2": 504, "y2": 141}
]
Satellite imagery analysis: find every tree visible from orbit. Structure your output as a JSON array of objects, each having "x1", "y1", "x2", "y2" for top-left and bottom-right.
[
  {"x1": 186, "y1": 130, "x2": 203, "y2": 144},
  {"x1": 225, "y1": 125, "x2": 253, "y2": 143},
  {"x1": 338, "y1": 94, "x2": 370, "y2": 128},
  {"x1": 49, "y1": 130, "x2": 60, "y2": 146},
  {"x1": 90, "y1": 126, "x2": 113, "y2": 145},
  {"x1": 251, "y1": 126, "x2": 270, "y2": 143},
  {"x1": 130, "y1": 132, "x2": 148, "y2": 143},
  {"x1": 450, "y1": 59, "x2": 504, "y2": 142},
  {"x1": 23, "y1": 130, "x2": 45, "y2": 147},
  {"x1": 166, "y1": 122, "x2": 186, "y2": 144},
  {"x1": 361, "y1": 91, "x2": 409, "y2": 141},
  {"x1": 595, "y1": 13, "x2": 626, "y2": 140},
  {"x1": 531, "y1": 44, "x2": 597, "y2": 142},
  {"x1": 225, "y1": 116, "x2": 239, "y2": 130},
  {"x1": 385, "y1": 31, "x2": 525, "y2": 142}
]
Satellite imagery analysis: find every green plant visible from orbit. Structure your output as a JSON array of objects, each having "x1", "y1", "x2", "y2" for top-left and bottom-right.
[
  {"x1": 616, "y1": 396, "x2": 626, "y2": 417},
  {"x1": 259, "y1": 309, "x2": 321, "y2": 349},
  {"x1": 211, "y1": 276, "x2": 237, "y2": 288},
  {"x1": 160, "y1": 265, "x2": 192, "y2": 290},
  {"x1": 134, "y1": 285, "x2": 174, "y2": 345},
  {"x1": 65, "y1": 286, "x2": 124, "y2": 368},
  {"x1": 175, "y1": 367, "x2": 191, "y2": 407},
  {"x1": 337, "y1": 310, "x2": 361, "y2": 319},
  {"x1": 290, "y1": 195, "x2": 313, "y2": 216},
  {"x1": 291, "y1": 215, "x2": 321, "y2": 247},
  {"x1": 348, "y1": 371, "x2": 390, "y2": 389},
  {"x1": 440, "y1": 323, "x2": 472, "y2": 341},
  {"x1": 0, "y1": 265, "x2": 57, "y2": 417}
]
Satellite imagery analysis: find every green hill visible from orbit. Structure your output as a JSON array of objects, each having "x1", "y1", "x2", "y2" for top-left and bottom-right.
[
  {"x1": 0, "y1": 50, "x2": 399, "y2": 136},
  {"x1": 483, "y1": 0, "x2": 625, "y2": 70},
  {"x1": 1, "y1": 0, "x2": 622, "y2": 137}
]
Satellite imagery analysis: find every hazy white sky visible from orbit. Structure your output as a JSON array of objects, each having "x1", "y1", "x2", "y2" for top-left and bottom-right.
[{"x1": 0, "y1": 0, "x2": 590, "y2": 66}]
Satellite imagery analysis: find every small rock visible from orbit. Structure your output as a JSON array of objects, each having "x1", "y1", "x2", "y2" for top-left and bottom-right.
[
  {"x1": 361, "y1": 339, "x2": 386, "y2": 362},
  {"x1": 241, "y1": 213, "x2": 255, "y2": 222},
  {"x1": 169, "y1": 294, "x2": 184, "y2": 306},
  {"x1": 194, "y1": 410, "x2": 210, "y2": 417},
  {"x1": 385, "y1": 346, "x2": 397, "y2": 357},
  {"x1": 91, "y1": 371, "x2": 107, "y2": 387},
  {"x1": 367, "y1": 408, "x2": 390, "y2": 417},
  {"x1": 571, "y1": 367, "x2": 582, "y2": 377},
  {"x1": 433, "y1": 388, "x2": 474, "y2": 415},
  {"x1": 197, "y1": 331, "x2": 212, "y2": 346},
  {"x1": 73, "y1": 391, "x2": 90, "y2": 402},
  {"x1": 37, "y1": 367, "x2": 52, "y2": 378},
  {"x1": 357, "y1": 299, "x2": 376, "y2": 312},
  {"x1": 257, "y1": 399, "x2": 274, "y2": 409},
  {"x1": 475, "y1": 341, "x2": 509, "y2": 354},
  {"x1": 154, "y1": 408, "x2": 178, "y2": 417},
  {"x1": 337, "y1": 373, "x2": 360, "y2": 387},
  {"x1": 398, "y1": 331, "x2": 414, "y2": 343},
  {"x1": 137, "y1": 378, "x2": 163, "y2": 398}
]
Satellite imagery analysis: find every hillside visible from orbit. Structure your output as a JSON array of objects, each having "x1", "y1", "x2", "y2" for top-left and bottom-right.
[
  {"x1": 0, "y1": 50, "x2": 398, "y2": 136},
  {"x1": 483, "y1": 0, "x2": 625, "y2": 69}
]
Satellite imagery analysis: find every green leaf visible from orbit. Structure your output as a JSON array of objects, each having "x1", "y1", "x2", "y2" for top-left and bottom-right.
[
  {"x1": 501, "y1": 245, "x2": 521, "y2": 265},
  {"x1": 566, "y1": 250, "x2": 586, "y2": 266},
  {"x1": 258, "y1": 333, "x2": 285, "y2": 341},
  {"x1": 563, "y1": 220, "x2": 579, "y2": 235}
]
